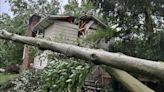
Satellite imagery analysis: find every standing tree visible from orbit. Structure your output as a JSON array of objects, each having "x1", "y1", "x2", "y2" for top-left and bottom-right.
[
  {"x1": 0, "y1": 0, "x2": 60, "y2": 67},
  {"x1": 91, "y1": 0, "x2": 164, "y2": 32},
  {"x1": 0, "y1": 14, "x2": 24, "y2": 67},
  {"x1": 64, "y1": 0, "x2": 95, "y2": 17}
]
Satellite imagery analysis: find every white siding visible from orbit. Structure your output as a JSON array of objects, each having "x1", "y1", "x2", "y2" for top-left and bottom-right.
[
  {"x1": 44, "y1": 21, "x2": 78, "y2": 45},
  {"x1": 33, "y1": 51, "x2": 49, "y2": 69}
]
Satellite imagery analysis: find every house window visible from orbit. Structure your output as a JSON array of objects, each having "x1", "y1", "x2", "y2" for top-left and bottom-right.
[{"x1": 36, "y1": 30, "x2": 44, "y2": 38}]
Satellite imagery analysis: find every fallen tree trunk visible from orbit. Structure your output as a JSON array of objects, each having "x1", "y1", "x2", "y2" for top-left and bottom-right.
[
  {"x1": 0, "y1": 68, "x2": 5, "y2": 72},
  {"x1": 0, "y1": 30, "x2": 157, "y2": 92},
  {"x1": 0, "y1": 30, "x2": 164, "y2": 80},
  {"x1": 105, "y1": 67, "x2": 155, "y2": 92},
  {"x1": 0, "y1": 64, "x2": 20, "y2": 73}
]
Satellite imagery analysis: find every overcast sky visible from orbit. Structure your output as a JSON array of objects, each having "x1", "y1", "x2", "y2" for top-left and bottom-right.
[
  {"x1": 0, "y1": 0, "x2": 69, "y2": 16},
  {"x1": 0, "y1": 0, "x2": 11, "y2": 15}
]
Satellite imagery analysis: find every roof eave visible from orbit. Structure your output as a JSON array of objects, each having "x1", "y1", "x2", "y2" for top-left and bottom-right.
[{"x1": 32, "y1": 15, "x2": 75, "y2": 33}]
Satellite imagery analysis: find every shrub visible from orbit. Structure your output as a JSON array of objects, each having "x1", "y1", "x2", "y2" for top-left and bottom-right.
[{"x1": 11, "y1": 56, "x2": 91, "y2": 92}]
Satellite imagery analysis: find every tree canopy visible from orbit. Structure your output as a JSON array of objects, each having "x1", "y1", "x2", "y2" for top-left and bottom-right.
[
  {"x1": 91, "y1": 0, "x2": 164, "y2": 32},
  {"x1": 0, "y1": 0, "x2": 60, "y2": 67}
]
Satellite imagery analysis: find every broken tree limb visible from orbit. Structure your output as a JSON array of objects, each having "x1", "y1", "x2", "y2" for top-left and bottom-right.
[
  {"x1": 0, "y1": 68, "x2": 5, "y2": 73},
  {"x1": 104, "y1": 66, "x2": 155, "y2": 92},
  {"x1": 0, "y1": 30, "x2": 164, "y2": 80},
  {"x1": 0, "y1": 30, "x2": 157, "y2": 92}
]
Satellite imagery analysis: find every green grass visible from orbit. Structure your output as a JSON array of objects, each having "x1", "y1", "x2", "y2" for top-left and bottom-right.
[{"x1": 0, "y1": 73, "x2": 17, "y2": 85}]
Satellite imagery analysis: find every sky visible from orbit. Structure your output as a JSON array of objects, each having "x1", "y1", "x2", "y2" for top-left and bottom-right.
[
  {"x1": 0, "y1": 0, "x2": 69, "y2": 16},
  {"x1": 0, "y1": 0, "x2": 11, "y2": 15}
]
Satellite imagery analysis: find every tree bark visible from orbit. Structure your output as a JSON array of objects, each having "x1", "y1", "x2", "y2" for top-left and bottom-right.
[
  {"x1": 0, "y1": 30, "x2": 164, "y2": 80},
  {"x1": 0, "y1": 68, "x2": 5, "y2": 72},
  {"x1": 144, "y1": 0, "x2": 154, "y2": 32},
  {"x1": 105, "y1": 67, "x2": 155, "y2": 92}
]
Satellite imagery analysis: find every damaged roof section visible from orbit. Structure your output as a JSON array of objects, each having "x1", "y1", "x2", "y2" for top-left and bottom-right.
[
  {"x1": 79, "y1": 15, "x2": 107, "y2": 28},
  {"x1": 32, "y1": 15, "x2": 107, "y2": 33}
]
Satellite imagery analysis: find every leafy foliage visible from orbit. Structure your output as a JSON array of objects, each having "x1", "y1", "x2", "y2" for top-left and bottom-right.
[
  {"x1": 87, "y1": 27, "x2": 164, "y2": 61},
  {"x1": 11, "y1": 70, "x2": 44, "y2": 92},
  {"x1": 43, "y1": 58, "x2": 90, "y2": 92},
  {"x1": 10, "y1": 55, "x2": 91, "y2": 92},
  {"x1": 0, "y1": 14, "x2": 24, "y2": 67},
  {"x1": 110, "y1": 31, "x2": 164, "y2": 61},
  {"x1": 8, "y1": 0, "x2": 60, "y2": 17},
  {"x1": 0, "y1": 0, "x2": 60, "y2": 67},
  {"x1": 85, "y1": 0, "x2": 164, "y2": 61},
  {"x1": 91, "y1": 0, "x2": 164, "y2": 32},
  {"x1": 0, "y1": 40, "x2": 23, "y2": 67},
  {"x1": 86, "y1": 27, "x2": 117, "y2": 42},
  {"x1": 64, "y1": 0, "x2": 94, "y2": 17}
]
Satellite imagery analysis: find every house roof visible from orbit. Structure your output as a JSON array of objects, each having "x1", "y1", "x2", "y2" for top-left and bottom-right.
[
  {"x1": 32, "y1": 15, "x2": 107, "y2": 33},
  {"x1": 79, "y1": 15, "x2": 107, "y2": 28},
  {"x1": 32, "y1": 15, "x2": 75, "y2": 33}
]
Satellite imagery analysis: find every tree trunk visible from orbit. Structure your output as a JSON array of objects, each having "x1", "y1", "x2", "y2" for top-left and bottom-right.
[
  {"x1": 144, "y1": 0, "x2": 154, "y2": 32},
  {"x1": 0, "y1": 68, "x2": 5, "y2": 72},
  {"x1": 0, "y1": 30, "x2": 164, "y2": 80},
  {"x1": 105, "y1": 67, "x2": 155, "y2": 92}
]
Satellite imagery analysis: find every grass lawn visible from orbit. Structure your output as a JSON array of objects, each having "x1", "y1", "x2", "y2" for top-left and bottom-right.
[{"x1": 0, "y1": 73, "x2": 17, "y2": 85}]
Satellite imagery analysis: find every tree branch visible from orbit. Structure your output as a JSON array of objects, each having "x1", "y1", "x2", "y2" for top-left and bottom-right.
[{"x1": 0, "y1": 30, "x2": 164, "y2": 81}]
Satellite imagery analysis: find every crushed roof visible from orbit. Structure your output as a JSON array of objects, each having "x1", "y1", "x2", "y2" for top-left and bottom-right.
[{"x1": 80, "y1": 15, "x2": 107, "y2": 28}]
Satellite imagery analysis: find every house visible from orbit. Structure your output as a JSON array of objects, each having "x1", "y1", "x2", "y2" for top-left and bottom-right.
[
  {"x1": 32, "y1": 15, "x2": 107, "y2": 45},
  {"x1": 32, "y1": 15, "x2": 77, "y2": 44},
  {"x1": 22, "y1": 14, "x2": 111, "y2": 90},
  {"x1": 28, "y1": 14, "x2": 108, "y2": 68}
]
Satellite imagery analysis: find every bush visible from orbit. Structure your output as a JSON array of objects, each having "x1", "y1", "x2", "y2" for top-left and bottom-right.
[
  {"x1": 111, "y1": 31, "x2": 164, "y2": 61},
  {"x1": 11, "y1": 70, "x2": 44, "y2": 92},
  {"x1": 11, "y1": 56, "x2": 91, "y2": 92}
]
